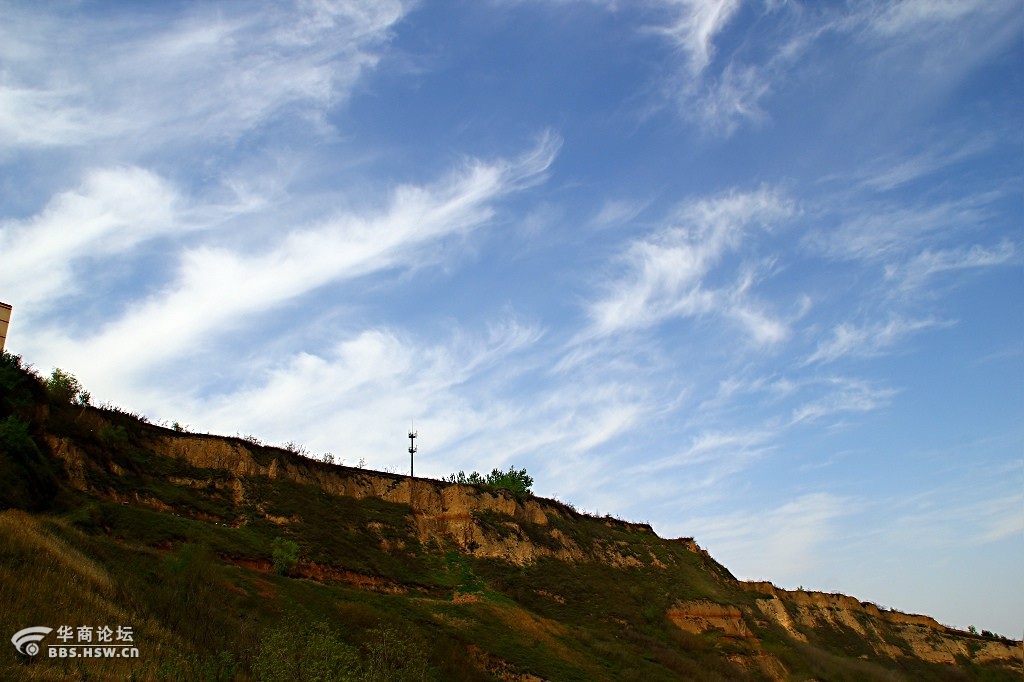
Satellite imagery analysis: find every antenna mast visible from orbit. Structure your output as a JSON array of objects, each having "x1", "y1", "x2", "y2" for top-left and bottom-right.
[{"x1": 408, "y1": 424, "x2": 417, "y2": 478}]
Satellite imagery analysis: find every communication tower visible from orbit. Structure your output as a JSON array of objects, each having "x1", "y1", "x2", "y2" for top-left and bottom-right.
[{"x1": 408, "y1": 425, "x2": 417, "y2": 478}]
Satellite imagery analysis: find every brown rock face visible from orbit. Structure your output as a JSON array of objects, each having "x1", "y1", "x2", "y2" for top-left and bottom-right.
[
  {"x1": 740, "y1": 582, "x2": 1023, "y2": 668},
  {"x1": 666, "y1": 600, "x2": 754, "y2": 638},
  {"x1": 42, "y1": 422, "x2": 1022, "y2": 678},
  {"x1": 156, "y1": 434, "x2": 591, "y2": 564}
]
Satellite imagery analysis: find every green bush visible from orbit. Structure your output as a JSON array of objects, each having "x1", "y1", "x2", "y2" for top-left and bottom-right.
[
  {"x1": 271, "y1": 537, "x2": 300, "y2": 576},
  {"x1": 444, "y1": 466, "x2": 533, "y2": 495},
  {"x1": 484, "y1": 466, "x2": 533, "y2": 495},
  {"x1": 99, "y1": 424, "x2": 129, "y2": 444},
  {"x1": 253, "y1": 616, "x2": 359, "y2": 682},
  {"x1": 0, "y1": 415, "x2": 37, "y2": 457},
  {"x1": 44, "y1": 368, "x2": 90, "y2": 405},
  {"x1": 0, "y1": 415, "x2": 60, "y2": 510},
  {"x1": 443, "y1": 470, "x2": 485, "y2": 486},
  {"x1": 360, "y1": 624, "x2": 434, "y2": 682}
]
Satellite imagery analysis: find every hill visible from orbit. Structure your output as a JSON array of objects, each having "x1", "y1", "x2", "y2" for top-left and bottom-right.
[{"x1": 1, "y1": 351, "x2": 1021, "y2": 681}]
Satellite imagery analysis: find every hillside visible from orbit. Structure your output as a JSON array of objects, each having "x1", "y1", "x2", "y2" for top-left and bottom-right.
[{"x1": 1, "y1": 352, "x2": 1021, "y2": 681}]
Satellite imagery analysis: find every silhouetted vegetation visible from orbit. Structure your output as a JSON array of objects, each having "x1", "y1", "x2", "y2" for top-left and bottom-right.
[
  {"x1": 43, "y1": 367, "x2": 91, "y2": 406},
  {"x1": 444, "y1": 465, "x2": 534, "y2": 495}
]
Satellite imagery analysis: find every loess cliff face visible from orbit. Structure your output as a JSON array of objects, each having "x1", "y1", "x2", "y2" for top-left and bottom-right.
[
  {"x1": 740, "y1": 582, "x2": 1023, "y2": 667},
  {"x1": 51, "y1": 429, "x2": 662, "y2": 567},
  {"x1": 48, "y1": 424, "x2": 1022, "y2": 677},
  {"x1": 7, "y1": 377, "x2": 1017, "y2": 682},
  {"x1": 161, "y1": 434, "x2": 591, "y2": 564}
]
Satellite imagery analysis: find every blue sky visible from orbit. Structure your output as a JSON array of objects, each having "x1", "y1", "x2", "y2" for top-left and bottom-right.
[{"x1": 1, "y1": 0, "x2": 1021, "y2": 636}]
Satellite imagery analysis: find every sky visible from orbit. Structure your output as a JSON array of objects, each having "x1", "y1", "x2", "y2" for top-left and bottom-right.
[{"x1": 1, "y1": 0, "x2": 1021, "y2": 637}]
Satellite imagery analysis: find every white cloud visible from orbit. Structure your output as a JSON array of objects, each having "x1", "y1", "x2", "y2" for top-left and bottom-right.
[
  {"x1": 875, "y1": 480, "x2": 1024, "y2": 552},
  {"x1": 683, "y1": 492, "x2": 854, "y2": 581},
  {"x1": 806, "y1": 316, "x2": 951, "y2": 365},
  {"x1": 886, "y1": 241, "x2": 1017, "y2": 294},
  {"x1": 589, "y1": 198, "x2": 648, "y2": 229},
  {"x1": 867, "y1": 0, "x2": 1010, "y2": 36},
  {"x1": 0, "y1": 167, "x2": 181, "y2": 307},
  {"x1": 810, "y1": 197, "x2": 993, "y2": 265},
  {"x1": 587, "y1": 187, "x2": 793, "y2": 340},
  {"x1": 856, "y1": 134, "x2": 996, "y2": 192},
  {"x1": 654, "y1": 0, "x2": 743, "y2": 76},
  {"x1": 0, "y1": 1, "x2": 410, "y2": 152},
  {"x1": 691, "y1": 62, "x2": 771, "y2": 136},
  {"x1": 651, "y1": 1, "x2": 776, "y2": 137},
  {"x1": 25, "y1": 135, "x2": 559, "y2": 386},
  {"x1": 790, "y1": 377, "x2": 896, "y2": 425},
  {"x1": 172, "y1": 308, "x2": 657, "y2": 490},
  {"x1": 185, "y1": 319, "x2": 545, "y2": 470},
  {"x1": 628, "y1": 428, "x2": 773, "y2": 476}
]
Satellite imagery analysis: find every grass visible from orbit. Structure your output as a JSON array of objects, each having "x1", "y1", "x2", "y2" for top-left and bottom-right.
[{"x1": 1, "y1": 355, "x2": 1021, "y2": 681}]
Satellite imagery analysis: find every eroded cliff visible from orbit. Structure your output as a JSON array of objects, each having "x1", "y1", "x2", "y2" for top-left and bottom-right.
[{"x1": 33, "y1": 410, "x2": 1024, "y2": 680}]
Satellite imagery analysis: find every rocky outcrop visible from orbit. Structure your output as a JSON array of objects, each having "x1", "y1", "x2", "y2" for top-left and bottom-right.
[
  {"x1": 740, "y1": 582, "x2": 1023, "y2": 668},
  {"x1": 667, "y1": 600, "x2": 754, "y2": 638},
  {"x1": 45, "y1": 435, "x2": 89, "y2": 490},
  {"x1": 155, "y1": 433, "x2": 588, "y2": 564},
  {"x1": 43, "y1": 421, "x2": 1022, "y2": 676}
]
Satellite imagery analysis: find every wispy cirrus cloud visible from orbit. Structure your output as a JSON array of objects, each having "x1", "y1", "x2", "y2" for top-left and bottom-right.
[
  {"x1": 883, "y1": 491, "x2": 1024, "y2": 550},
  {"x1": 652, "y1": 0, "x2": 742, "y2": 76},
  {"x1": 886, "y1": 241, "x2": 1017, "y2": 295},
  {"x1": 0, "y1": 0, "x2": 411, "y2": 151},
  {"x1": 680, "y1": 492, "x2": 855, "y2": 581},
  {"x1": 586, "y1": 186, "x2": 793, "y2": 340},
  {"x1": 0, "y1": 167, "x2": 182, "y2": 307},
  {"x1": 0, "y1": 165, "x2": 274, "y2": 311},
  {"x1": 690, "y1": 62, "x2": 771, "y2": 136},
  {"x1": 588, "y1": 198, "x2": 650, "y2": 229},
  {"x1": 806, "y1": 316, "x2": 952, "y2": 366},
  {"x1": 27, "y1": 134, "x2": 560, "y2": 387},
  {"x1": 192, "y1": 318, "x2": 546, "y2": 469},
  {"x1": 790, "y1": 377, "x2": 897, "y2": 426},
  {"x1": 648, "y1": 0, "x2": 776, "y2": 136},
  {"x1": 811, "y1": 198, "x2": 993, "y2": 264},
  {"x1": 854, "y1": 133, "x2": 998, "y2": 192},
  {"x1": 627, "y1": 428, "x2": 774, "y2": 476},
  {"x1": 864, "y1": 0, "x2": 1014, "y2": 37}
]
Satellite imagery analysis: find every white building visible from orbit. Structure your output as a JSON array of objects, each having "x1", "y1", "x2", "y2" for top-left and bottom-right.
[{"x1": 0, "y1": 302, "x2": 11, "y2": 353}]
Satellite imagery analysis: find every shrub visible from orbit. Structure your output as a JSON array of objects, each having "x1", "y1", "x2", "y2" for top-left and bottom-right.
[
  {"x1": 271, "y1": 538, "x2": 300, "y2": 576},
  {"x1": 360, "y1": 624, "x2": 434, "y2": 682},
  {"x1": 44, "y1": 368, "x2": 90, "y2": 405},
  {"x1": 443, "y1": 466, "x2": 533, "y2": 495},
  {"x1": 281, "y1": 441, "x2": 308, "y2": 457},
  {"x1": 99, "y1": 424, "x2": 129, "y2": 444},
  {"x1": 0, "y1": 415, "x2": 37, "y2": 456},
  {"x1": 443, "y1": 470, "x2": 484, "y2": 486},
  {"x1": 0, "y1": 415, "x2": 60, "y2": 510},
  {"x1": 484, "y1": 466, "x2": 533, "y2": 495},
  {"x1": 253, "y1": 616, "x2": 359, "y2": 682}
]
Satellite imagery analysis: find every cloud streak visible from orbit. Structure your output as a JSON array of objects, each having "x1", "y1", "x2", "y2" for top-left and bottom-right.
[
  {"x1": 654, "y1": 0, "x2": 742, "y2": 77},
  {"x1": 0, "y1": 0, "x2": 410, "y2": 152},
  {"x1": 0, "y1": 168, "x2": 181, "y2": 307},
  {"x1": 587, "y1": 186, "x2": 793, "y2": 340},
  {"x1": 25, "y1": 134, "x2": 560, "y2": 386},
  {"x1": 806, "y1": 316, "x2": 952, "y2": 366}
]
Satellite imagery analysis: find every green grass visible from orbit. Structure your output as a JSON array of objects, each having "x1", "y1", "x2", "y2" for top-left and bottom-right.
[{"x1": 2, "y1": 356, "x2": 1021, "y2": 681}]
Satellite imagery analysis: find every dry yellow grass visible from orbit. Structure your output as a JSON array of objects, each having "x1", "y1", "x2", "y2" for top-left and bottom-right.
[{"x1": 0, "y1": 510, "x2": 195, "y2": 681}]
